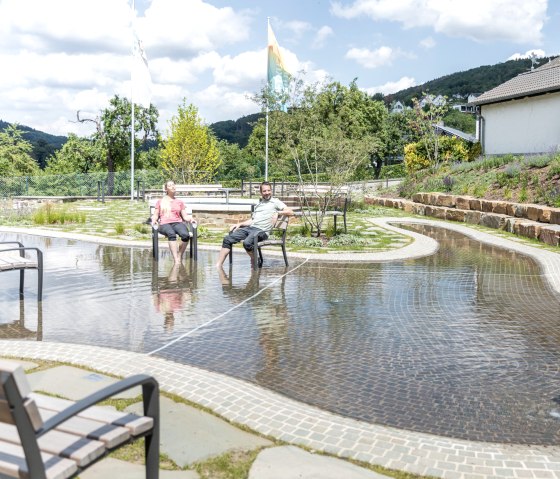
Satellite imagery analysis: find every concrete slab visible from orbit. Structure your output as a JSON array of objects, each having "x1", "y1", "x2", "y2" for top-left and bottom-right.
[
  {"x1": 127, "y1": 396, "x2": 272, "y2": 467},
  {"x1": 0, "y1": 358, "x2": 39, "y2": 371},
  {"x1": 27, "y1": 365, "x2": 141, "y2": 400},
  {"x1": 79, "y1": 458, "x2": 198, "y2": 479},
  {"x1": 248, "y1": 446, "x2": 389, "y2": 479}
]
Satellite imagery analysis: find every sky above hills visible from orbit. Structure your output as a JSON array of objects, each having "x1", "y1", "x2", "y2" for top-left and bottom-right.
[{"x1": 1, "y1": 0, "x2": 558, "y2": 137}]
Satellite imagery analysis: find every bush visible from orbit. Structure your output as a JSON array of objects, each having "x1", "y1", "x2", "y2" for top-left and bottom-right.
[
  {"x1": 288, "y1": 235, "x2": 322, "y2": 247},
  {"x1": 32, "y1": 203, "x2": 85, "y2": 225},
  {"x1": 404, "y1": 142, "x2": 431, "y2": 172},
  {"x1": 327, "y1": 234, "x2": 374, "y2": 247}
]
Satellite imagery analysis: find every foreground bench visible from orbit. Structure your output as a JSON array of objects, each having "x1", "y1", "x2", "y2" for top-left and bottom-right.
[
  {"x1": 0, "y1": 359, "x2": 159, "y2": 479},
  {"x1": 0, "y1": 242, "x2": 43, "y2": 302}
]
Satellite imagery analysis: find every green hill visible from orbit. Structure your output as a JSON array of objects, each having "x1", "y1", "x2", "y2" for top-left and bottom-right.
[
  {"x1": 209, "y1": 112, "x2": 262, "y2": 148},
  {"x1": 385, "y1": 56, "x2": 557, "y2": 105},
  {"x1": 0, "y1": 120, "x2": 67, "y2": 168}
]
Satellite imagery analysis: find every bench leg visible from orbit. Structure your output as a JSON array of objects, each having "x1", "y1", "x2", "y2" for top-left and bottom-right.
[
  {"x1": 143, "y1": 381, "x2": 160, "y2": 479},
  {"x1": 281, "y1": 244, "x2": 288, "y2": 267},
  {"x1": 343, "y1": 213, "x2": 347, "y2": 233},
  {"x1": 19, "y1": 269, "x2": 25, "y2": 300},
  {"x1": 334, "y1": 215, "x2": 337, "y2": 234},
  {"x1": 152, "y1": 229, "x2": 159, "y2": 262},
  {"x1": 253, "y1": 242, "x2": 259, "y2": 270},
  {"x1": 37, "y1": 255, "x2": 43, "y2": 302}
]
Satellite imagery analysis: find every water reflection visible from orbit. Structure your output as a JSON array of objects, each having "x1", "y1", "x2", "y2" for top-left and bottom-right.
[
  {"x1": 152, "y1": 263, "x2": 197, "y2": 332},
  {"x1": 0, "y1": 227, "x2": 559, "y2": 445},
  {"x1": 0, "y1": 300, "x2": 42, "y2": 340}
]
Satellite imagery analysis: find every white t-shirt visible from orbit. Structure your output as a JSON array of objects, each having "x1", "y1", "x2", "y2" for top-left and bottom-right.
[{"x1": 251, "y1": 197, "x2": 287, "y2": 232}]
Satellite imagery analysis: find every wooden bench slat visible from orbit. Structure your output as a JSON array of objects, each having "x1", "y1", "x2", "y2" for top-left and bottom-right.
[
  {"x1": 0, "y1": 438, "x2": 78, "y2": 479},
  {"x1": 39, "y1": 409, "x2": 130, "y2": 449},
  {"x1": 32, "y1": 394, "x2": 153, "y2": 437},
  {"x1": 0, "y1": 423, "x2": 105, "y2": 468}
]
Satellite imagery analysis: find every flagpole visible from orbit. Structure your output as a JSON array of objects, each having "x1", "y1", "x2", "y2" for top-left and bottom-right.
[
  {"x1": 130, "y1": 0, "x2": 135, "y2": 201},
  {"x1": 265, "y1": 18, "x2": 270, "y2": 181}
]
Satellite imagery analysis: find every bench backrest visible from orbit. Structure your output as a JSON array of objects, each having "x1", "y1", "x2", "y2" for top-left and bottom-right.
[
  {"x1": 163, "y1": 184, "x2": 223, "y2": 193},
  {"x1": 0, "y1": 360, "x2": 43, "y2": 431}
]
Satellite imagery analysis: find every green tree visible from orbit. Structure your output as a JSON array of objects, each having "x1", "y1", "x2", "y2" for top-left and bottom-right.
[
  {"x1": 79, "y1": 94, "x2": 159, "y2": 173},
  {"x1": 409, "y1": 93, "x2": 448, "y2": 167},
  {"x1": 251, "y1": 77, "x2": 387, "y2": 234},
  {"x1": 44, "y1": 134, "x2": 104, "y2": 174},
  {"x1": 442, "y1": 109, "x2": 476, "y2": 134},
  {"x1": 0, "y1": 124, "x2": 40, "y2": 176},
  {"x1": 161, "y1": 101, "x2": 220, "y2": 183},
  {"x1": 216, "y1": 140, "x2": 260, "y2": 181}
]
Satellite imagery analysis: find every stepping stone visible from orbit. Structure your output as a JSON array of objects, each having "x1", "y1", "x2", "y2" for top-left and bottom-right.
[
  {"x1": 79, "y1": 458, "x2": 198, "y2": 479},
  {"x1": 127, "y1": 396, "x2": 271, "y2": 467},
  {"x1": 0, "y1": 358, "x2": 38, "y2": 371},
  {"x1": 248, "y1": 446, "x2": 389, "y2": 479},
  {"x1": 27, "y1": 365, "x2": 141, "y2": 400}
]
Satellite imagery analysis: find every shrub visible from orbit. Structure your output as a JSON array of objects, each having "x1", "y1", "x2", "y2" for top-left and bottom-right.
[
  {"x1": 32, "y1": 203, "x2": 85, "y2": 225},
  {"x1": 442, "y1": 175, "x2": 454, "y2": 191},
  {"x1": 134, "y1": 223, "x2": 149, "y2": 234},
  {"x1": 404, "y1": 142, "x2": 431, "y2": 172},
  {"x1": 289, "y1": 235, "x2": 322, "y2": 248},
  {"x1": 467, "y1": 141, "x2": 482, "y2": 161},
  {"x1": 327, "y1": 234, "x2": 374, "y2": 247},
  {"x1": 496, "y1": 162, "x2": 521, "y2": 187},
  {"x1": 115, "y1": 223, "x2": 125, "y2": 235}
]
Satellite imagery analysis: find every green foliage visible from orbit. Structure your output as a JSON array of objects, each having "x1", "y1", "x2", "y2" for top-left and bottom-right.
[
  {"x1": 45, "y1": 134, "x2": 104, "y2": 174},
  {"x1": 92, "y1": 95, "x2": 159, "y2": 173},
  {"x1": 496, "y1": 162, "x2": 522, "y2": 187},
  {"x1": 0, "y1": 124, "x2": 41, "y2": 176},
  {"x1": 215, "y1": 140, "x2": 260, "y2": 181},
  {"x1": 327, "y1": 234, "x2": 375, "y2": 246},
  {"x1": 161, "y1": 101, "x2": 220, "y2": 183},
  {"x1": 518, "y1": 186, "x2": 528, "y2": 202},
  {"x1": 32, "y1": 203, "x2": 85, "y2": 225},
  {"x1": 467, "y1": 141, "x2": 482, "y2": 161},
  {"x1": 134, "y1": 223, "x2": 149, "y2": 234},
  {"x1": 387, "y1": 56, "x2": 555, "y2": 106},
  {"x1": 404, "y1": 142, "x2": 431, "y2": 172},
  {"x1": 288, "y1": 235, "x2": 322, "y2": 248},
  {"x1": 442, "y1": 109, "x2": 476, "y2": 134},
  {"x1": 209, "y1": 113, "x2": 262, "y2": 148},
  {"x1": 115, "y1": 223, "x2": 125, "y2": 235}
]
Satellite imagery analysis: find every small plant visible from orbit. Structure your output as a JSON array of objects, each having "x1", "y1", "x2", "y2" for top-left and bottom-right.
[
  {"x1": 325, "y1": 222, "x2": 344, "y2": 238},
  {"x1": 134, "y1": 224, "x2": 149, "y2": 234},
  {"x1": 442, "y1": 175, "x2": 454, "y2": 191},
  {"x1": 518, "y1": 186, "x2": 528, "y2": 202},
  {"x1": 32, "y1": 203, "x2": 85, "y2": 225},
  {"x1": 503, "y1": 187, "x2": 512, "y2": 200},
  {"x1": 115, "y1": 223, "x2": 125, "y2": 235},
  {"x1": 328, "y1": 234, "x2": 374, "y2": 247},
  {"x1": 289, "y1": 235, "x2": 322, "y2": 248}
]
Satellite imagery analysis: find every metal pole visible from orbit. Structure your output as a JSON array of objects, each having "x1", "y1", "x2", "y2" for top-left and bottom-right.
[
  {"x1": 130, "y1": 0, "x2": 135, "y2": 201},
  {"x1": 265, "y1": 106, "x2": 269, "y2": 180}
]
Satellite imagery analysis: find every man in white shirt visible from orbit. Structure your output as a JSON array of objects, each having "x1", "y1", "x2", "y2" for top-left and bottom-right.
[{"x1": 215, "y1": 182, "x2": 293, "y2": 268}]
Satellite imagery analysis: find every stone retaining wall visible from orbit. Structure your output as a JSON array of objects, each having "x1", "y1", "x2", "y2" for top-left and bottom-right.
[{"x1": 366, "y1": 193, "x2": 560, "y2": 247}]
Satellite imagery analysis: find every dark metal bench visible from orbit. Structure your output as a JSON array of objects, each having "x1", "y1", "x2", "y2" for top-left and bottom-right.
[
  {"x1": 0, "y1": 242, "x2": 43, "y2": 302},
  {"x1": 229, "y1": 215, "x2": 291, "y2": 270},
  {"x1": 0, "y1": 359, "x2": 160, "y2": 479},
  {"x1": 152, "y1": 223, "x2": 198, "y2": 262}
]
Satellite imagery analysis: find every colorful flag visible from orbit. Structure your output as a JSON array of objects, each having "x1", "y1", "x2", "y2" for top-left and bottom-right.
[
  {"x1": 267, "y1": 23, "x2": 290, "y2": 99},
  {"x1": 132, "y1": 30, "x2": 152, "y2": 108}
]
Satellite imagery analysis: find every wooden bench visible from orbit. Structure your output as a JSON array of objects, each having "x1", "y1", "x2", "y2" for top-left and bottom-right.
[
  {"x1": 0, "y1": 242, "x2": 43, "y2": 302},
  {"x1": 0, "y1": 359, "x2": 160, "y2": 479},
  {"x1": 146, "y1": 184, "x2": 224, "y2": 200},
  {"x1": 229, "y1": 215, "x2": 291, "y2": 270}
]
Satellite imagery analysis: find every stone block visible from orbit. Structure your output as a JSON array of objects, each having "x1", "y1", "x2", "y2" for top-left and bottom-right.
[
  {"x1": 465, "y1": 210, "x2": 482, "y2": 224},
  {"x1": 549, "y1": 208, "x2": 560, "y2": 225},
  {"x1": 426, "y1": 193, "x2": 439, "y2": 205},
  {"x1": 514, "y1": 221, "x2": 541, "y2": 239},
  {"x1": 446, "y1": 209, "x2": 465, "y2": 222},
  {"x1": 538, "y1": 207, "x2": 552, "y2": 223},
  {"x1": 492, "y1": 201, "x2": 509, "y2": 215},
  {"x1": 455, "y1": 196, "x2": 472, "y2": 210},
  {"x1": 411, "y1": 193, "x2": 423, "y2": 203},
  {"x1": 412, "y1": 204, "x2": 425, "y2": 216},
  {"x1": 431, "y1": 206, "x2": 448, "y2": 219},
  {"x1": 480, "y1": 200, "x2": 496, "y2": 213},
  {"x1": 539, "y1": 224, "x2": 560, "y2": 246},
  {"x1": 402, "y1": 201, "x2": 415, "y2": 213},
  {"x1": 526, "y1": 204, "x2": 543, "y2": 221},
  {"x1": 504, "y1": 217, "x2": 520, "y2": 233},
  {"x1": 435, "y1": 194, "x2": 456, "y2": 207},
  {"x1": 469, "y1": 198, "x2": 482, "y2": 211},
  {"x1": 480, "y1": 213, "x2": 508, "y2": 230},
  {"x1": 425, "y1": 205, "x2": 436, "y2": 217}
]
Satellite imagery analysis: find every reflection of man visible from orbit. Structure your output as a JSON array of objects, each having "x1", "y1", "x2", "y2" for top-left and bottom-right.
[
  {"x1": 152, "y1": 264, "x2": 191, "y2": 331},
  {"x1": 215, "y1": 182, "x2": 293, "y2": 269}
]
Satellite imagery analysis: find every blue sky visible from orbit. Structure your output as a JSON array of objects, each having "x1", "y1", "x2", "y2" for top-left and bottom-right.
[{"x1": 0, "y1": 0, "x2": 557, "y2": 137}]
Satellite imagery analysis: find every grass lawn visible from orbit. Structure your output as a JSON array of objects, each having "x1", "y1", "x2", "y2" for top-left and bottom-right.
[{"x1": 0, "y1": 198, "x2": 414, "y2": 254}]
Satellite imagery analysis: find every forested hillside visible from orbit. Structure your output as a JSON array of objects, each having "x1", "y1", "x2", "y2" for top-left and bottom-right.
[
  {"x1": 209, "y1": 113, "x2": 262, "y2": 148},
  {"x1": 0, "y1": 119, "x2": 67, "y2": 168},
  {"x1": 385, "y1": 56, "x2": 557, "y2": 105}
]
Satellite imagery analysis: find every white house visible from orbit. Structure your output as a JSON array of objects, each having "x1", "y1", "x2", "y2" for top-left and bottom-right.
[
  {"x1": 470, "y1": 57, "x2": 560, "y2": 155},
  {"x1": 419, "y1": 94, "x2": 446, "y2": 108},
  {"x1": 391, "y1": 100, "x2": 405, "y2": 113}
]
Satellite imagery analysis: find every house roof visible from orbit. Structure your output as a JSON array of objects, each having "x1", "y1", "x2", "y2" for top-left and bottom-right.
[
  {"x1": 470, "y1": 57, "x2": 560, "y2": 106},
  {"x1": 434, "y1": 124, "x2": 477, "y2": 143}
]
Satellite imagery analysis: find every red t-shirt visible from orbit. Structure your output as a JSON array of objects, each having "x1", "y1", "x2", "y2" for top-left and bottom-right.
[{"x1": 156, "y1": 198, "x2": 190, "y2": 225}]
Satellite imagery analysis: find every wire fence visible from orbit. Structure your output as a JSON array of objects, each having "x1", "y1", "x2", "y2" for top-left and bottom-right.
[{"x1": 0, "y1": 170, "x2": 213, "y2": 199}]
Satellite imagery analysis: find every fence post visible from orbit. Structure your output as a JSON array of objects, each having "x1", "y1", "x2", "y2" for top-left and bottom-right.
[
  {"x1": 249, "y1": 181, "x2": 253, "y2": 198},
  {"x1": 241, "y1": 179, "x2": 244, "y2": 197},
  {"x1": 25, "y1": 176, "x2": 29, "y2": 196}
]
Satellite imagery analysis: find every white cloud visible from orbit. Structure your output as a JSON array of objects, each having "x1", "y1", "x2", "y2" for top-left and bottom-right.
[
  {"x1": 283, "y1": 20, "x2": 312, "y2": 39},
  {"x1": 213, "y1": 50, "x2": 264, "y2": 88},
  {"x1": 420, "y1": 36, "x2": 436, "y2": 49},
  {"x1": 192, "y1": 85, "x2": 257, "y2": 124},
  {"x1": 507, "y1": 49, "x2": 546, "y2": 60},
  {"x1": 331, "y1": 0, "x2": 547, "y2": 44},
  {"x1": 345, "y1": 46, "x2": 415, "y2": 69},
  {"x1": 312, "y1": 26, "x2": 334, "y2": 49},
  {"x1": 363, "y1": 76, "x2": 417, "y2": 95}
]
